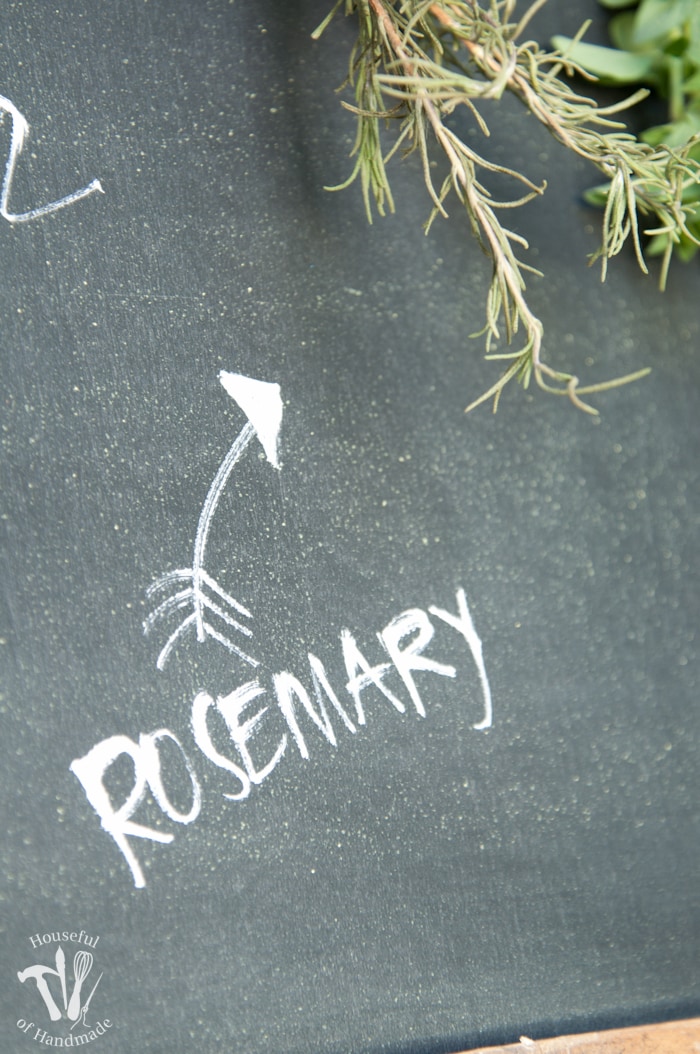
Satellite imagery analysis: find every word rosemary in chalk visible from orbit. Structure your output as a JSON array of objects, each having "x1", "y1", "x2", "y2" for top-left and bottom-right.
[
  {"x1": 313, "y1": 0, "x2": 700, "y2": 413},
  {"x1": 71, "y1": 589, "x2": 492, "y2": 888}
]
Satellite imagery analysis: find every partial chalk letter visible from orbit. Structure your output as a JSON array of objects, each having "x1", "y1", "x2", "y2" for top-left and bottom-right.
[
  {"x1": 215, "y1": 680, "x2": 287, "y2": 785},
  {"x1": 70, "y1": 730, "x2": 200, "y2": 888},
  {"x1": 429, "y1": 589, "x2": 493, "y2": 729},
  {"x1": 379, "y1": 608, "x2": 456, "y2": 717},
  {"x1": 0, "y1": 95, "x2": 103, "y2": 223},
  {"x1": 191, "y1": 691, "x2": 251, "y2": 801},
  {"x1": 341, "y1": 630, "x2": 406, "y2": 724}
]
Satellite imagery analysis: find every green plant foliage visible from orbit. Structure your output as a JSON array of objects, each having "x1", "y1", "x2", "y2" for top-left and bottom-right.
[
  {"x1": 314, "y1": 0, "x2": 700, "y2": 412},
  {"x1": 555, "y1": 0, "x2": 700, "y2": 279}
]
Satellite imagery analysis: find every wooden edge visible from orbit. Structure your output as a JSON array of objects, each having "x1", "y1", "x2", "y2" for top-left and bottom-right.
[{"x1": 454, "y1": 1017, "x2": 700, "y2": 1053}]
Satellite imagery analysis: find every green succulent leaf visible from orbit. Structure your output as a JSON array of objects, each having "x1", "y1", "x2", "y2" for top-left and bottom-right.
[
  {"x1": 608, "y1": 13, "x2": 639, "y2": 53},
  {"x1": 551, "y1": 36, "x2": 658, "y2": 84},
  {"x1": 598, "y1": 0, "x2": 638, "y2": 9},
  {"x1": 630, "y1": 0, "x2": 692, "y2": 46},
  {"x1": 642, "y1": 113, "x2": 700, "y2": 148}
]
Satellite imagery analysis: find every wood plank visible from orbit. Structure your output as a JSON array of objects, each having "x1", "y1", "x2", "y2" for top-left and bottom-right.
[{"x1": 457, "y1": 1018, "x2": 700, "y2": 1053}]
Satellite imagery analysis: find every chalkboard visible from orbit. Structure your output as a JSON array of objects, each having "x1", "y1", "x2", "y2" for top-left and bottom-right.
[{"x1": 2, "y1": 3, "x2": 699, "y2": 1052}]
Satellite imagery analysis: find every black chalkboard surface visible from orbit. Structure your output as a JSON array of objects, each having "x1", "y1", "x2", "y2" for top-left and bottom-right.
[{"x1": 2, "y1": 3, "x2": 699, "y2": 1052}]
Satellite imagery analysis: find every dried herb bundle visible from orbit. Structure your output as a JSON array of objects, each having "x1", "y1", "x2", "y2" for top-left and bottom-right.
[{"x1": 313, "y1": 0, "x2": 700, "y2": 412}]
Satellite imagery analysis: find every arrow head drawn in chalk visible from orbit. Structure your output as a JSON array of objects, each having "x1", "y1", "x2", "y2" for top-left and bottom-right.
[
  {"x1": 219, "y1": 371, "x2": 283, "y2": 469},
  {"x1": 144, "y1": 371, "x2": 283, "y2": 671}
]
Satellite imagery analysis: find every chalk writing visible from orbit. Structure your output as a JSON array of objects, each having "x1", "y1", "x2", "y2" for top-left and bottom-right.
[
  {"x1": 70, "y1": 373, "x2": 493, "y2": 888},
  {"x1": 0, "y1": 94, "x2": 103, "y2": 223},
  {"x1": 71, "y1": 589, "x2": 492, "y2": 888},
  {"x1": 144, "y1": 372, "x2": 283, "y2": 670}
]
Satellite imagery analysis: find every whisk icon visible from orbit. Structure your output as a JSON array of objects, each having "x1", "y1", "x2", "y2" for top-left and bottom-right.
[{"x1": 67, "y1": 951, "x2": 94, "y2": 1021}]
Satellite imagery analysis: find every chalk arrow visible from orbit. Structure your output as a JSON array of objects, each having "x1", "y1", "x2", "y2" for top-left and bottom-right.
[
  {"x1": 192, "y1": 373, "x2": 282, "y2": 584},
  {"x1": 144, "y1": 372, "x2": 283, "y2": 670},
  {"x1": 219, "y1": 370, "x2": 283, "y2": 469}
]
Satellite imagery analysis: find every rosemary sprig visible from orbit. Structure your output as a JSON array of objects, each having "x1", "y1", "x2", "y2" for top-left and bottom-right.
[{"x1": 313, "y1": 0, "x2": 700, "y2": 413}]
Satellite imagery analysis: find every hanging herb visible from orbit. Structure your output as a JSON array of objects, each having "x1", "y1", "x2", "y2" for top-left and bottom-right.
[{"x1": 313, "y1": 0, "x2": 700, "y2": 413}]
